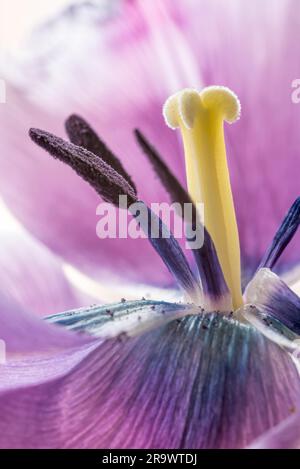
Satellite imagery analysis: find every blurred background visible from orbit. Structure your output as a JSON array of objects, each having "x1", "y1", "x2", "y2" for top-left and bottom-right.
[
  {"x1": 1, "y1": 0, "x2": 74, "y2": 51},
  {"x1": 1, "y1": 0, "x2": 82, "y2": 227}
]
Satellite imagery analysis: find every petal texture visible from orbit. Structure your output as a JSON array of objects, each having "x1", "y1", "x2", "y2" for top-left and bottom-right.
[
  {"x1": 0, "y1": 310, "x2": 299, "y2": 448},
  {"x1": 46, "y1": 299, "x2": 196, "y2": 338},
  {"x1": 0, "y1": 294, "x2": 89, "y2": 356},
  {"x1": 248, "y1": 411, "x2": 300, "y2": 449},
  {"x1": 245, "y1": 268, "x2": 300, "y2": 334}
]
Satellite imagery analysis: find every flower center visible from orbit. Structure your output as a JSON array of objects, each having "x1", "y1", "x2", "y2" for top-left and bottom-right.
[{"x1": 163, "y1": 87, "x2": 243, "y2": 309}]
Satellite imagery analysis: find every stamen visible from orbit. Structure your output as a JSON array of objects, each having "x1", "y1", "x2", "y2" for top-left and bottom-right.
[
  {"x1": 133, "y1": 201, "x2": 201, "y2": 303},
  {"x1": 65, "y1": 114, "x2": 136, "y2": 192},
  {"x1": 135, "y1": 129, "x2": 231, "y2": 311},
  {"x1": 259, "y1": 197, "x2": 300, "y2": 270},
  {"x1": 134, "y1": 128, "x2": 191, "y2": 208},
  {"x1": 163, "y1": 87, "x2": 243, "y2": 309},
  {"x1": 30, "y1": 128, "x2": 200, "y2": 302},
  {"x1": 29, "y1": 129, "x2": 137, "y2": 206}
]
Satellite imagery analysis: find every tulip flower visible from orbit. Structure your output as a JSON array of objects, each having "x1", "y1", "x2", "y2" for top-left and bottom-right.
[{"x1": 0, "y1": 0, "x2": 300, "y2": 449}]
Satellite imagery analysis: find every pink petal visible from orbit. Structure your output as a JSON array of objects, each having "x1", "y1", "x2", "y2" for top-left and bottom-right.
[
  {"x1": 0, "y1": 294, "x2": 89, "y2": 356},
  {"x1": 0, "y1": 202, "x2": 91, "y2": 316},
  {"x1": 248, "y1": 411, "x2": 300, "y2": 449}
]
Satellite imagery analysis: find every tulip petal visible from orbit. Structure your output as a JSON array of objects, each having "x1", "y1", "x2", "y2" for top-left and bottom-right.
[
  {"x1": 0, "y1": 202, "x2": 90, "y2": 316},
  {"x1": 244, "y1": 268, "x2": 300, "y2": 334},
  {"x1": 46, "y1": 299, "x2": 196, "y2": 338},
  {"x1": 0, "y1": 294, "x2": 89, "y2": 356},
  {"x1": 0, "y1": 309, "x2": 299, "y2": 448},
  {"x1": 248, "y1": 411, "x2": 300, "y2": 449},
  {"x1": 62, "y1": 263, "x2": 179, "y2": 304}
]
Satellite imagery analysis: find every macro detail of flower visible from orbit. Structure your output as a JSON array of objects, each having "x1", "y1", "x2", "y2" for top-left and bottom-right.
[{"x1": 1, "y1": 0, "x2": 300, "y2": 451}]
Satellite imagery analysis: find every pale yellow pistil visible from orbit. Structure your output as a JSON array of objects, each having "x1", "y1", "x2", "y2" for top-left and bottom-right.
[{"x1": 163, "y1": 87, "x2": 243, "y2": 309}]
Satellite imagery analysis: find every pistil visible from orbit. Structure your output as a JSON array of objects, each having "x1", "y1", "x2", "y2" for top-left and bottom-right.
[{"x1": 163, "y1": 87, "x2": 243, "y2": 309}]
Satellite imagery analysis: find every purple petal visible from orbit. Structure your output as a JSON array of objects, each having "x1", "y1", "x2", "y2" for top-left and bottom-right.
[
  {"x1": 244, "y1": 268, "x2": 300, "y2": 334},
  {"x1": 0, "y1": 294, "x2": 89, "y2": 356},
  {"x1": 248, "y1": 411, "x2": 300, "y2": 449},
  {"x1": 45, "y1": 299, "x2": 196, "y2": 338},
  {"x1": 0, "y1": 309, "x2": 299, "y2": 448}
]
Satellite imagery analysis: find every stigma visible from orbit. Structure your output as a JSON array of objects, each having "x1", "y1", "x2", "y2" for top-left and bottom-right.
[{"x1": 163, "y1": 86, "x2": 243, "y2": 309}]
